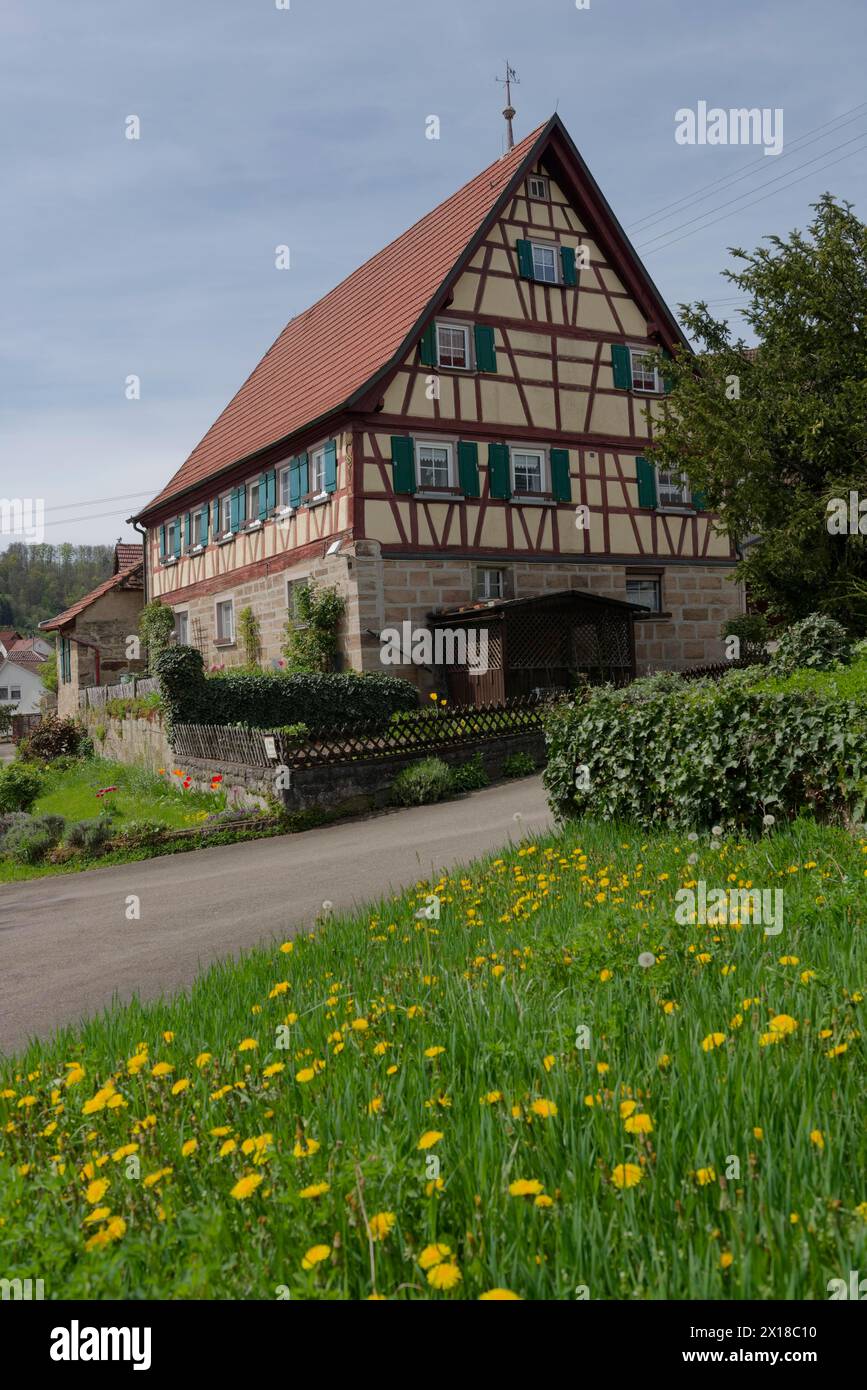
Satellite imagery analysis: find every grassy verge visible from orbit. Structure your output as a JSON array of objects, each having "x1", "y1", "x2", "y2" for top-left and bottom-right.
[
  {"x1": 33, "y1": 758, "x2": 226, "y2": 828},
  {"x1": 1, "y1": 817, "x2": 864, "y2": 1299}
]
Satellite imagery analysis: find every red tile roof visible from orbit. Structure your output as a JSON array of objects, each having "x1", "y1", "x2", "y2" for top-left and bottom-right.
[
  {"x1": 0, "y1": 630, "x2": 20, "y2": 650},
  {"x1": 39, "y1": 560, "x2": 144, "y2": 632},
  {"x1": 114, "y1": 542, "x2": 144, "y2": 572},
  {"x1": 5, "y1": 649, "x2": 46, "y2": 670},
  {"x1": 139, "y1": 121, "x2": 552, "y2": 516}
]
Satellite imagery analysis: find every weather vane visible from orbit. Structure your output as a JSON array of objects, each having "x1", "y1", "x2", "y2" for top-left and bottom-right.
[{"x1": 497, "y1": 61, "x2": 519, "y2": 151}]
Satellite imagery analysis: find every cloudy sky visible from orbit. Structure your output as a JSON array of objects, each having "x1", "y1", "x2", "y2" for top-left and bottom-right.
[{"x1": 1, "y1": 0, "x2": 865, "y2": 548}]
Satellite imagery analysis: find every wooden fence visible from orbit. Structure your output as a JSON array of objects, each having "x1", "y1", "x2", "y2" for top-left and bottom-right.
[
  {"x1": 79, "y1": 676, "x2": 159, "y2": 710},
  {"x1": 171, "y1": 694, "x2": 560, "y2": 770}
]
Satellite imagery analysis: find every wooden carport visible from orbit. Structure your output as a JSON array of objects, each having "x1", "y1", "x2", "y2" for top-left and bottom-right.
[{"x1": 428, "y1": 589, "x2": 640, "y2": 706}]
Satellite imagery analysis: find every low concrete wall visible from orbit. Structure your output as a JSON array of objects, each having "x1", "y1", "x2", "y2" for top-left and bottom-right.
[{"x1": 180, "y1": 729, "x2": 545, "y2": 815}]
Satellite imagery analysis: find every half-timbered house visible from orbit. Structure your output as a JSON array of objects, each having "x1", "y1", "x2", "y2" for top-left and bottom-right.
[{"x1": 134, "y1": 114, "x2": 743, "y2": 698}]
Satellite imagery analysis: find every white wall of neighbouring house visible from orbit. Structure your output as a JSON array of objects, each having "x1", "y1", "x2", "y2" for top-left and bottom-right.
[{"x1": 0, "y1": 660, "x2": 45, "y2": 715}]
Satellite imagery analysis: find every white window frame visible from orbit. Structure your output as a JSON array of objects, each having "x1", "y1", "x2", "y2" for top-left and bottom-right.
[
  {"x1": 287, "y1": 577, "x2": 309, "y2": 621},
  {"x1": 435, "y1": 319, "x2": 473, "y2": 371},
  {"x1": 174, "y1": 610, "x2": 189, "y2": 644},
  {"x1": 278, "y1": 463, "x2": 294, "y2": 511},
  {"x1": 629, "y1": 346, "x2": 665, "y2": 394},
  {"x1": 414, "y1": 437, "x2": 455, "y2": 493},
  {"x1": 530, "y1": 240, "x2": 559, "y2": 285},
  {"x1": 219, "y1": 493, "x2": 232, "y2": 537},
  {"x1": 656, "y1": 466, "x2": 691, "y2": 509},
  {"x1": 215, "y1": 597, "x2": 235, "y2": 644},
  {"x1": 528, "y1": 174, "x2": 549, "y2": 201},
  {"x1": 246, "y1": 479, "x2": 262, "y2": 528},
  {"x1": 165, "y1": 519, "x2": 178, "y2": 560},
  {"x1": 476, "y1": 567, "x2": 506, "y2": 600},
  {"x1": 509, "y1": 444, "x2": 547, "y2": 496},
  {"x1": 309, "y1": 446, "x2": 328, "y2": 500},
  {"x1": 626, "y1": 575, "x2": 663, "y2": 614},
  {"x1": 10, "y1": 687, "x2": 20, "y2": 701}
]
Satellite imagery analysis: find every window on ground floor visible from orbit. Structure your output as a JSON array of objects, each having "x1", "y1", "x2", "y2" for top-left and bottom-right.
[
  {"x1": 626, "y1": 576, "x2": 662, "y2": 613},
  {"x1": 10, "y1": 686, "x2": 20, "y2": 702},
  {"x1": 175, "y1": 610, "x2": 189, "y2": 644},
  {"x1": 215, "y1": 598, "x2": 235, "y2": 643},
  {"x1": 475, "y1": 566, "x2": 513, "y2": 601}
]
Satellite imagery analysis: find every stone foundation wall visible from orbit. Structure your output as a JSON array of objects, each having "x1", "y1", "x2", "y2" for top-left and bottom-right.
[
  {"x1": 82, "y1": 711, "x2": 173, "y2": 773},
  {"x1": 180, "y1": 728, "x2": 545, "y2": 815},
  {"x1": 156, "y1": 540, "x2": 744, "y2": 688}
]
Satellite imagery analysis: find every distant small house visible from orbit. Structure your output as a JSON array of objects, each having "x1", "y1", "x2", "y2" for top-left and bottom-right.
[
  {"x1": 0, "y1": 629, "x2": 50, "y2": 716},
  {"x1": 40, "y1": 543, "x2": 145, "y2": 719}
]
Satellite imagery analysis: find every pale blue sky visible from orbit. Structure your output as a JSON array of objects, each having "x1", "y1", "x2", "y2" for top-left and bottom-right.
[{"x1": 1, "y1": 0, "x2": 865, "y2": 546}]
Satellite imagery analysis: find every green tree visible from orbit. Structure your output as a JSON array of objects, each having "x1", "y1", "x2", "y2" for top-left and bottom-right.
[
  {"x1": 282, "y1": 583, "x2": 346, "y2": 673},
  {"x1": 646, "y1": 195, "x2": 867, "y2": 631},
  {"x1": 139, "y1": 600, "x2": 176, "y2": 672},
  {"x1": 237, "y1": 606, "x2": 261, "y2": 667}
]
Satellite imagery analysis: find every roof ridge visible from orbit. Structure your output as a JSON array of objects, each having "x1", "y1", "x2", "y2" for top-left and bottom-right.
[{"x1": 138, "y1": 119, "x2": 553, "y2": 517}]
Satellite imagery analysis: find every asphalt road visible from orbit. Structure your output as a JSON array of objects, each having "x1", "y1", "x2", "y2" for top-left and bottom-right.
[{"x1": 0, "y1": 777, "x2": 553, "y2": 1056}]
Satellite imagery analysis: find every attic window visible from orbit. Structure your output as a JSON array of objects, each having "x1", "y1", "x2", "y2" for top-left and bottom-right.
[
  {"x1": 436, "y1": 321, "x2": 471, "y2": 370},
  {"x1": 528, "y1": 175, "x2": 549, "y2": 201},
  {"x1": 530, "y1": 242, "x2": 558, "y2": 284}
]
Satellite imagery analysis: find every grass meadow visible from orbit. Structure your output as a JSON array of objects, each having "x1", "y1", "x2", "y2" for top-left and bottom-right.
[{"x1": 1, "y1": 817, "x2": 864, "y2": 1300}]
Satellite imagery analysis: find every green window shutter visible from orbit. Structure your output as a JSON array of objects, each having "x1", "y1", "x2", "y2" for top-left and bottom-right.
[
  {"x1": 611, "y1": 344, "x2": 633, "y2": 390},
  {"x1": 691, "y1": 487, "x2": 708, "y2": 511},
  {"x1": 173, "y1": 519, "x2": 181, "y2": 558},
  {"x1": 289, "y1": 458, "x2": 301, "y2": 508},
  {"x1": 212, "y1": 498, "x2": 220, "y2": 536},
  {"x1": 473, "y1": 324, "x2": 497, "y2": 373},
  {"x1": 419, "y1": 323, "x2": 438, "y2": 368},
  {"x1": 636, "y1": 457, "x2": 657, "y2": 509},
  {"x1": 560, "y1": 246, "x2": 577, "y2": 286},
  {"x1": 256, "y1": 474, "x2": 267, "y2": 520},
  {"x1": 516, "y1": 239, "x2": 534, "y2": 280},
  {"x1": 550, "y1": 448, "x2": 572, "y2": 502},
  {"x1": 159, "y1": 524, "x2": 166, "y2": 559},
  {"x1": 200, "y1": 505, "x2": 209, "y2": 544},
  {"x1": 297, "y1": 452, "x2": 309, "y2": 500},
  {"x1": 266, "y1": 469, "x2": 277, "y2": 512},
  {"x1": 457, "y1": 441, "x2": 480, "y2": 498},
  {"x1": 488, "y1": 443, "x2": 511, "y2": 500},
  {"x1": 184, "y1": 513, "x2": 191, "y2": 549},
  {"x1": 323, "y1": 440, "x2": 338, "y2": 493},
  {"x1": 391, "y1": 436, "x2": 416, "y2": 495},
  {"x1": 229, "y1": 489, "x2": 241, "y2": 532}
]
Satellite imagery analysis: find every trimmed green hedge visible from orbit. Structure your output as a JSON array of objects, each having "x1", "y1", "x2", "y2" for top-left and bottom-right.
[
  {"x1": 543, "y1": 669, "x2": 867, "y2": 831},
  {"x1": 156, "y1": 646, "x2": 418, "y2": 733}
]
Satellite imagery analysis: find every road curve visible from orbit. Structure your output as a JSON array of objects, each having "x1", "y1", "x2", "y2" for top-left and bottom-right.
[{"x1": 0, "y1": 777, "x2": 553, "y2": 1056}]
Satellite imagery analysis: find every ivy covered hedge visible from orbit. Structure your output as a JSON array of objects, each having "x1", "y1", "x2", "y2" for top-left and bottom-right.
[
  {"x1": 155, "y1": 647, "x2": 418, "y2": 734},
  {"x1": 543, "y1": 666, "x2": 867, "y2": 832}
]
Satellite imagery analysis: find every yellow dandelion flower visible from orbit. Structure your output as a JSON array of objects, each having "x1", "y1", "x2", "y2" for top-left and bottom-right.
[
  {"x1": 230, "y1": 1173, "x2": 264, "y2": 1201},
  {"x1": 417, "y1": 1130, "x2": 443, "y2": 1149},
  {"x1": 509, "y1": 1179, "x2": 544, "y2": 1197},
  {"x1": 701, "y1": 1033, "x2": 726, "y2": 1052},
  {"x1": 479, "y1": 1288, "x2": 522, "y2": 1300},
  {"x1": 418, "y1": 1243, "x2": 451, "y2": 1270},
  {"x1": 181, "y1": 1139, "x2": 198, "y2": 1158},
  {"x1": 611, "y1": 1163, "x2": 643, "y2": 1190},
  {"x1": 367, "y1": 1211, "x2": 396, "y2": 1241},
  {"x1": 301, "y1": 1243, "x2": 331, "y2": 1270},
  {"x1": 427, "y1": 1262, "x2": 462, "y2": 1291}
]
